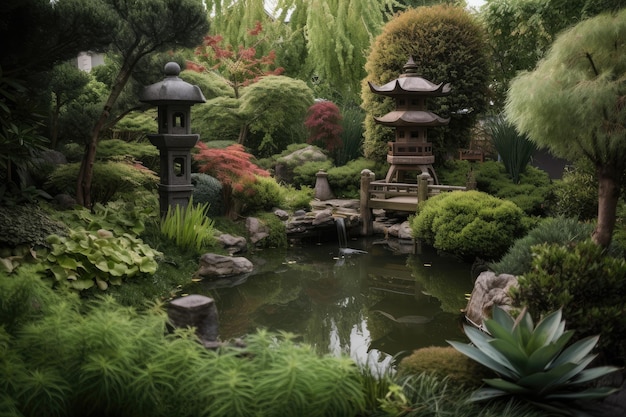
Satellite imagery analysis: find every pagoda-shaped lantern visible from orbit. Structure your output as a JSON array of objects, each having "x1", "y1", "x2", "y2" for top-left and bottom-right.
[
  {"x1": 368, "y1": 57, "x2": 450, "y2": 184},
  {"x1": 140, "y1": 62, "x2": 206, "y2": 216}
]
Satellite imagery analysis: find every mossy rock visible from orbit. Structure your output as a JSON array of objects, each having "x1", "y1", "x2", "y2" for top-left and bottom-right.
[{"x1": 397, "y1": 345, "x2": 493, "y2": 388}]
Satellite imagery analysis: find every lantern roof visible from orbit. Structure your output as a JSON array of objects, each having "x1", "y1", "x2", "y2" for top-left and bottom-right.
[
  {"x1": 140, "y1": 62, "x2": 206, "y2": 105},
  {"x1": 368, "y1": 57, "x2": 451, "y2": 97},
  {"x1": 374, "y1": 110, "x2": 450, "y2": 127}
]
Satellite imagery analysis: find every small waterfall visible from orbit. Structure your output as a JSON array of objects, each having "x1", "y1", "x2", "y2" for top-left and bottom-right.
[
  {"x1": 334, "y1": 217, "x2": 367, "y2": 257},
  {"x1": 336, "y1": 217, "x2": 348, "y2": 251}
]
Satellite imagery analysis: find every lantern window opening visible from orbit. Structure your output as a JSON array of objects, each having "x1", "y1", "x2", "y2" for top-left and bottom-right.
[
  {"x1": 173, "y1": 112, "x2": 186, "y2": 128},
  {"x1": 173, "y1": 157, "x2": 185, "y2": 177}
]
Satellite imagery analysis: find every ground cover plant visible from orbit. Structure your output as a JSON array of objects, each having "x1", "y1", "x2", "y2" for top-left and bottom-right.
[{"x1": 0, "y1": 269, "x2": 370, "y2": 417}]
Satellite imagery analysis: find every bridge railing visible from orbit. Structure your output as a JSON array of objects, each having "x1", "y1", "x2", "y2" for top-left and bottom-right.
[{"x1": 359, "y1": 169, "x2": 469, "y2": 235}]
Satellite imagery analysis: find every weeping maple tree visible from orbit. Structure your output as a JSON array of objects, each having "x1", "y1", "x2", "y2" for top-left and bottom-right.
[
  {"x1": 193, "y1": 142, "x2": 269, "y2": 219},
  {"x1": 304, "y1": 101, "x2": 343, "y2": 153}
]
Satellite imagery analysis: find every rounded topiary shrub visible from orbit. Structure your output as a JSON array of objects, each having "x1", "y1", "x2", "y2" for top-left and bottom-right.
[
  {"x1": 362, "y1": 5, "x2": 489, "y2": 163},
  {"x1": 411, "y1": 190, "x2": 526, "y2": 261},
  {"x1": 397, "y1": 346, "x2": 492, "y2": 388},
  {"x1": 191, "y1": 173, "x2": 223, "y2": 218}
]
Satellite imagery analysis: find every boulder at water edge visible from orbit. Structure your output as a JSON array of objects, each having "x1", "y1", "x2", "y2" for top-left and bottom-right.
[
  {"x1": 464, "y1": 271, "x2": 518, "y2": 327},
  {"x1": 195, "y1": 253, "x2": 254, "y2": 279}
]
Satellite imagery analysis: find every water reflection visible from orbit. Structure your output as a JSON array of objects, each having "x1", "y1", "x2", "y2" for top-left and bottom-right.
[{"x1": 186, "y1": 238, "x2": 474, "y2": 366}]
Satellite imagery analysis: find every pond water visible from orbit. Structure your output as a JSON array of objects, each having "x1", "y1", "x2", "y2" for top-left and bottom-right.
[{"x1": 186, "y1": 237, "x2": 474, "y2": 369}]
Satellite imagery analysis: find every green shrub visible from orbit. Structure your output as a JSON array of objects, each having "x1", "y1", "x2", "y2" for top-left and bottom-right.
[
  {"x1": 411, "y1": 190, "x2": 526, "y2": 261},
  {"x1": 438, "y1": 161, "x2": 553, "y2": 216},
  {"x1": 191, "y1": 173, "x2": 224, "y2": 217},
  {"x1": 292, "y1": 160, "x2": 334, "y2": 188},
  {"x1": 490, "y1": 216, "x2": 594, "y2": 276},
  {"x1": 282, "y1": 185, "x2": 314, "y2": 211},
  {"x1": 43, "y1": 228, "x2": 162, "y2": 291},
  {"x1": 234, "y1": 176, "x2": 285, "y2": 215},
  {"x1": 551, "y1": 163, "x2": 598, "y2": 221},
  {"x1": 160, "y1": 201, "x2": 216, "y2": 253},
  {"x1": 512, "y1": 240, "x2": 626, "y2": 365},
  {"x1": 253, "y1": 212, "x2": 288, "y2": 249},
  {"x1": 96, "y1": 138, "x2": 160, "y2": 172},
  {"x1": 47, "y1": 161, "x2": 158, "y2": 206},
  {"x1": 476, "y1": 162, "x2": 552, "y2": 216},
  {"x1": 113, "y1": 109, "x2": 157, "y2": 139},
  {"x1": 327, "y1": 158, "x2": 386, "y2": 199},
  {"x1": 398, "y1": 346, "x2": 491, "y2": 388}
]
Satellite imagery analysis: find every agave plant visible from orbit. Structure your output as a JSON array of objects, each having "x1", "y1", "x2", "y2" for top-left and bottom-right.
[{"x1": 448, "y1": 306, "x2": 620, "y2": 414}]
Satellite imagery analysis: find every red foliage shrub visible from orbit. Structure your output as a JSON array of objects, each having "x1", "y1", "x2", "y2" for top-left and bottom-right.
[
  {"x1": 305, "y1": 101, "x2": 343, "y2": 152},
  {"x1": 193, "y1": 142, "x2": 269, "y2": 217}
]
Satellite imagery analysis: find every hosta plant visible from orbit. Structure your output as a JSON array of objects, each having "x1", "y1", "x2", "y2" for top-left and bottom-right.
[
  {"x1": 44, "y1": 229, "x2": 162, "y2": 291},
  {"x1": 449, "y1": 306, "x2": 620, "y2": 415}
]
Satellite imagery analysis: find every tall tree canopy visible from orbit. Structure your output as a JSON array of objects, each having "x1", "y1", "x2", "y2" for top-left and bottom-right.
[
  {"x1": 204, "y1": 0, "x2": 398, "y2": 104},
  {"x1": 0, "y1": 0, "x2": 114, "y2": 75},
  {"x1": 482, "y1": 0, "x2": 626, "y2": 108},
  {"x1": 362, "y1": 4, "x2": 489, "y2": 163},
  {"x1": 74, "y1": 0, "x2": 209, "y2": 208},
  {"x1": 505, "y1": 9, "x2": 626, "y2": 248}
]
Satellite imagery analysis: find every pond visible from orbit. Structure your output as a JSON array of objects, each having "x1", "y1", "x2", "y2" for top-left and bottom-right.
[{"x1": 185, "y1": 236, "x2": 474, "y2": 369}]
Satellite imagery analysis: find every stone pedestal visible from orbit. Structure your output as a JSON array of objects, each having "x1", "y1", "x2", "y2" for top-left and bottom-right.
[{"x1": 168, "y1": 295, "x2": 220, "y2": 348}]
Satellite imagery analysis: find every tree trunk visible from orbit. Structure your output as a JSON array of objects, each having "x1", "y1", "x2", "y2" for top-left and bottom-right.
[
  {"x1": 237, "y1": 123, "x2": 249, "y2": 145},
  {"x1": 593, "y1": 168, "x2": 621, "y2": 248},
  {"x1": 75, "y1": 62, "x2": 135, "y2": 208}
]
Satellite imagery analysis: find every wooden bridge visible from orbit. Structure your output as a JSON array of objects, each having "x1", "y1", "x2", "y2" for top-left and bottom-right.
[{"x1": 359, "y1": 169, "x2": 468, "y2": 235}]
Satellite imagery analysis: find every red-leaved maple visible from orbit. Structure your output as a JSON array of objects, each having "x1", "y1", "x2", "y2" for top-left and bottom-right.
[
  {"x1": 304, "y1": 101, "x2": 343, "y2": 152},
  {"x1": 193, "y1": 142, "x2": 269, "y2": 218},
  {"x1": 189, "y1": 21, "x2": 284, "y2": 99}
]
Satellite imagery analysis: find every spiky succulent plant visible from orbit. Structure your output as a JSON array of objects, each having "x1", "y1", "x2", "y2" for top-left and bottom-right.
[{"x1": 449, "y1": 306, "x2": 620, "y2": 414}]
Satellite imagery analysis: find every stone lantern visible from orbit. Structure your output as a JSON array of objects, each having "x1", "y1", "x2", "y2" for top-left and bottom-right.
[
  {"x1": 140, "y1": 62, "x2": 206, "y2": 216},
  {"x1": 368, "y1": 57, "x2": 450, "y2": 184}
]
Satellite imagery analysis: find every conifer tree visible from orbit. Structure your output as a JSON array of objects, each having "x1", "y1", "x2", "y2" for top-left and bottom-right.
[
  {"x1": 75, "y1": 0, "x2": 209, "y2": 208},
  {"x1": 506, "y1": 9, "x2": 626, "y2": 248}
]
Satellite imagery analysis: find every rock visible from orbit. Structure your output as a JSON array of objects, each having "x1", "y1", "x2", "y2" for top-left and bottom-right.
[
  {"x1": 464, "y1": 271, "x2": 518, "y2": 327},
  {"x1": 312, "y1": 209, "x2": 334, "y2": 226},
  {"x1": 387, "y1": 221, "x2": 413, "y2": 240},
  {"x1": 217, "y1": 233, "x2": 247, "y2": 255},
  {"x1": 195, "y1": 253, "x2": 253, "y2": 279},
  {"x1": 273, "y1": 208, "x2": 289, "y2": 221},
  {"x1": 53, "y1": 193, "x2": 77, "y2": 210},
  {"x1": 245, "y1": 217, "x2": 269, "y2": 245},
  {"x1": 274, "y1": 145, "x2": 328, "y2": 184}
]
